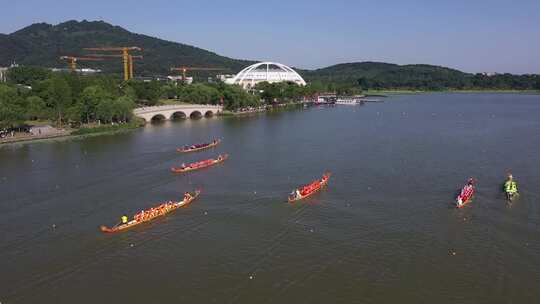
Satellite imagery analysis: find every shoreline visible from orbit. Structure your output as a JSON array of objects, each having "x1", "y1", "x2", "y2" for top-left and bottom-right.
[
  {"x1": 3, "y1": 90, "x2": 537, "y2": 146},
  {"x1": 365, "y1": 89, "x2": 540, "y2": 95},
  {"x1": 0, "y1": 128, "x2": 140, "y2": 147},
  {"x1": 220, "y1": 103, "x2": 304, "y2": 116},
  {"x1": 0, "y1": 132, "x2": 71, "y2": 145},
  {"x1": 0, "y1": 122, "x2": 143, "y2": 147}
]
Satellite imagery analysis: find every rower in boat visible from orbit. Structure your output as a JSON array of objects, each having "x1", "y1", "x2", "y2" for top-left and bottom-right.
[{"x1": 290, "y1": 189, "x2": 302, "y2": 200}]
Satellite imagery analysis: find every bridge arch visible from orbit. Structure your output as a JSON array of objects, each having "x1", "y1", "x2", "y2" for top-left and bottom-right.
[
  {"x1": 151, "y1": 114, "x2": 167, "y2": 122},
  {"x1": 190, "y1": 111, "x2": 203, "y2": 119},
  {"x1": 204, "y1": 110, "x2": 214, "y2": 118},
  {"x1": 171, "y1": 111, "x2": 187, "y2": 120}
]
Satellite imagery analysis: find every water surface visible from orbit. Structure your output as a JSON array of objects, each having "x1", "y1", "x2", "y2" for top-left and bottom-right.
[{"x1": 1, "y1": 93, "x2": 539, "y2": 303}]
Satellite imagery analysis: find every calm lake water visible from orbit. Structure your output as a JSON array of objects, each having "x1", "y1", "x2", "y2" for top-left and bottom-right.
[{"x1": 1, "y1": 93, "x2": 540, "y2": 303}]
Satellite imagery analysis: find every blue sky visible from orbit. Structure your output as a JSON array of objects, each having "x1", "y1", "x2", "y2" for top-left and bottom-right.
[{"x1": 2, "y1": 0, "x2": 540, "y2": 73}]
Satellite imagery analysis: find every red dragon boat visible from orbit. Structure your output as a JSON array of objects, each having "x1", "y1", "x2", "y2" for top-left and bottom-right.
[
  {"x1": 288, "y1": 172, "x2": 331, "y2": 203},
  {"x1": 177, "y1": 139, "x2": 221, "y2": 153},
  {"x1": 100, "y1": 190, "x2": 200, "y2": 233},
  {"x1": 456, "y1": 178, "x2": 475, "y2": 208},
  {"x1": 171, "y1": 154, "x2": 228, "y2": 173}
]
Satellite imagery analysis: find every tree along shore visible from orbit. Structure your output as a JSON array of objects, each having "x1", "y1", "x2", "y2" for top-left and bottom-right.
[
  {"x1": 0, "y1": 67, "x2": 340, "y2": 132},
  {"x1": 2, "y1": 66, "x2": 539, "y2": 142}
]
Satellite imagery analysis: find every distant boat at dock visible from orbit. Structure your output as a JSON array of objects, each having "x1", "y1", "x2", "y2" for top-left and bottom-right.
[
  {"x1": 313, "y1": 93, "x2": 385, "y2": 105},
  {"x1": 359, "y1": 98, "x2": 383, "y2": 102},
  {"x1": 335, "y1": 95, "x2": 365, "y2": 105}
]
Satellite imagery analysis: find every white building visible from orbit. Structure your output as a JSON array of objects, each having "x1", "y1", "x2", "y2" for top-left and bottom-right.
[
  {"x1": 216, "y1": 74, "x2": 236, "y2": 82},
  {"x1": 167, "y1": 75, "x2": 193, "y2": 84},
  {"x1": 0, "y1": 67, "x2": 7, "y2": 82},
  {"x1": 1, "y1": 62, "x2": 19, "y2": 82},
  {"x1": 50, "y1": 68, "x2": 101, "y2": 74},
  {"x1": 225, "y1": 62, "x2": 306, "y2": 89}
]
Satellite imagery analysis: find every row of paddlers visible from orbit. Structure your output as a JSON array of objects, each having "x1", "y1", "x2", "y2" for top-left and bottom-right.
[
  {"x1": 101, "y1": 138, "x2": 330, "y2": 233},
  {"x1": 171, "y1": 138, "x2": 228, "y2": 173},
  {"x1": 100, "y1": 136, "x2": 514, "y2": 233},
  {"x1": 455, "y1": 175, "x2": 519, "y2": 209},
  {"x1": 175, "y1": 138, "x2": 332, "y2": 202},
  {"x1": 100, "y1": 138, "x2": 225, "y2": 233}
]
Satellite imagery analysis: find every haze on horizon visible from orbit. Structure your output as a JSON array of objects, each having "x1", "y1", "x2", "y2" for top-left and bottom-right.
[{"x1": 2, "y1": 0, "x2": 539, "y2": 74}]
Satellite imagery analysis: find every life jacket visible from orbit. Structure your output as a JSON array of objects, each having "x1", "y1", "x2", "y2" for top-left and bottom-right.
[{"x1": 505, "y1": 181, "x2": 517, "y2": 193}]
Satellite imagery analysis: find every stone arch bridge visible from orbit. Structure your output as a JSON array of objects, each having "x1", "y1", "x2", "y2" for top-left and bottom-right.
[{"x1": 133, "y1": 105, "x2": 223, "y2": 122}]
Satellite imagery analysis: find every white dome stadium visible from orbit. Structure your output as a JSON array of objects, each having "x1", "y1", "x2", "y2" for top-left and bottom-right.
[{"x1": 226, "y1": 62, "x2": 306, "y2": 89}]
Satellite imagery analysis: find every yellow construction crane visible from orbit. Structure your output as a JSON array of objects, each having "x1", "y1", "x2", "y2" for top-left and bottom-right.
[
  {"x1": 170, "y1": 66, "x2": 225, "y2": 83},
  {"x1": 86, "y1": 54, "x2": 143, "y2": 80},
  {"x1": 59, "y1": 56, "x2": 103, "y2": 72},
  {"x1": 83, "y1": 47, "x2": 142, "y2": 81}
]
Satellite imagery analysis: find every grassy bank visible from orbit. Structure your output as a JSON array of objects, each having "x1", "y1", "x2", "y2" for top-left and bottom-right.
[
  {"x1": 71, "y1": 120, "x2": 145, "y2": 136},
  {"x1": 218, "y1": 111, "x2": 236, "y2": 116}
]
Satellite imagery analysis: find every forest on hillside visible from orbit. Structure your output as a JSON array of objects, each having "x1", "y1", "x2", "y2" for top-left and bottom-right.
[{"x1": 304, "y1": 62, "x2": 540, "y2": 91}]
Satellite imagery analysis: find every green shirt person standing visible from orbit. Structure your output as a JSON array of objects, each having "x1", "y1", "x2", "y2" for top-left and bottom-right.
[{"x1": 504, "y1": 174, "x2": 518, "y2": 197}]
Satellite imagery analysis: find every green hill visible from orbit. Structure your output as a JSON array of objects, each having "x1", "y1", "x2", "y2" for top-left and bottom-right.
[
  {"x1": 0, "y1": 20, "x2": 253, "y2": 75},
  {"x1": 1, "y1": 20, "x2": 539, "y2": 90},
  {"x1": 305, "y1": 62, "x2": 464, "y2": 81},
  {"x1": 304, "y1": 62, "x2": 540, "y2": 90}
]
